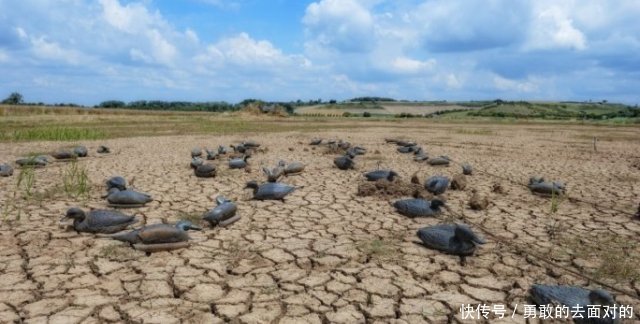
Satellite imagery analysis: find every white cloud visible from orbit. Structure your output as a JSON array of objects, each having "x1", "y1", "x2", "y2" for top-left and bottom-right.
[
  {"x1": 303, "y1": 0, "x2": 376, "y2": 53},
  {"x1": 493, "y1": 75, "x2": 539, "y2": 93},
  {"x1": 389, "y1": 56, "x2": 436, "y2": 74},
  {"x1": 527, "y1": 6, "x2": 587, "y2": 50}
]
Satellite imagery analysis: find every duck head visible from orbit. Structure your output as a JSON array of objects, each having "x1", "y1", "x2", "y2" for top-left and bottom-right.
[
  {"x1": 215, "y1": 195, "x2": 231, "y2": 206},
  {"x1": 175, "y1": 220, "x2": 202, "y2": 231},
  {"x1": 387, "y1": 171, "x2": 399, "y2": 181},
  {"x1": 245, "y1": 180, "x2": 259, "y2": 193},
  {"x1": 588, "y1": 289, "x2": 616, "y2": 306},
  {"x1": 430, "y1": 199, "x2": 445, "y2": 210},
  {"x1": 65, "y1": 207, "x2": 86, "y2": 221}
]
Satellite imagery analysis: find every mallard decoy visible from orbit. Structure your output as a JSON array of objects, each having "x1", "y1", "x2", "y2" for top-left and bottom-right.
[
  {"x1": 364, "y1": 170, "x2": 399, "y2": 182},
  {"x1": 0, "y1": 163, "x2": 14, "y2": 177},
  {"x1": 529, "y1": 285, "x2": 619, "y2": 323},
  {"x1": 425, "y1": 176, "x2": 450, "y2": 195},
  {"x1": 417, "y1": 223, "x2": 486, "y2": 265},
  {"x1": 245, "y1": 180, "x2": 296, "y2": 201},
  {"x1": 105, "y1": 188, "x2": 152, "y2": 207},
  {"x1": 203, "y1": 196, "x2": 239, "y2": 227},
  {"x1": 393, "y1": 198, "x2": 444, "y2": 218},
  {"x1": 62, "y1": 207, "x2": 139, "y2": 234},
  {"x1": 110, "y1": 220, "x2": 201, "y2": 252},
  {"x1": 528, "y1": 176, "x2": 565, "y2": 196}
]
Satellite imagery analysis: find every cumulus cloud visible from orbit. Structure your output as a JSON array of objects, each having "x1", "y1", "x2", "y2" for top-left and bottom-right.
[{"x1": 527, "y1": 5, "x2": 587, "y2": 50}]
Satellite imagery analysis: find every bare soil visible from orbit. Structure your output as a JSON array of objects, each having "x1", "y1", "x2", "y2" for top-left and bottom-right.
[{"x1": 1, "y1": 123, "x2": 639, "y2": 323}]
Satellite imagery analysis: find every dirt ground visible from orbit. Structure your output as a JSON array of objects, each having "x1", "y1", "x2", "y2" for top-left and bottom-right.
[{"x1": 1, "y1": 123, "x2": 639, "y2": 323}]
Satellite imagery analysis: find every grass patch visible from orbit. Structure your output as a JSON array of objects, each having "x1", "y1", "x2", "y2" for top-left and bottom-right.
[
  {"x1": 356, "y1": 239, "x2": 402, "y2": 262},
  {"x1": 98, "y1": 244, "x2": 138, "y2": 261},
  {"x1": 10, "y1": 127, "x2": 106, "y2": 141},
  {"x1": 453, "y1": 128, "x2": 495, "y2": 136},
  {"x1": 17, "y1": 166, "x2": 36, "y2": 199},
  {"x1": 62, "y1": 161, "x2": 91, "y2": 199}
]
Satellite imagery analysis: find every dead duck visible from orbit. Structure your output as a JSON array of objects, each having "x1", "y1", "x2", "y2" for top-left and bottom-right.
[
  {"x1": 417, "y1": 223, "x2": 486, "y2": 264},
  {"x1": 110, "y1": 220, "x2": 201, "y2": 252},
  {"x1": 203, "y1": 196, "x2": 240, "y2": 227},
  {"x1": 62, "y1": 207, "x2": 139, "y2": 234},
  {"x1": 245, "y1": 180, "x2": 296, "y2": 201},
  {"x1": 393, "y1": 198, "x2": 444, "y2": 218},
  {"x1": 529, "y1": 285, "x2": 620, "y2": 323}
]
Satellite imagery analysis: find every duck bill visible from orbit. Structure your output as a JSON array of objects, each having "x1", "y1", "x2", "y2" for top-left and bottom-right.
[
  {"x1": 188, "y1": 224, "x2": 203, "y2": 231},
  {"x1": 58, "y1": 217, "x2": 74, "y2": 229}
]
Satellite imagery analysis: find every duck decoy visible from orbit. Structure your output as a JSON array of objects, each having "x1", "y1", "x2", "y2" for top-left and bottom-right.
[
  {"x1": 105, "y1": 188, "x2": 153, "y2": 207},
  {"x1": 428, "y1": 156, "x2": 450, "y2": 166},
  {"x1": 51, "y1": 149, "x2": 77, "y2": 160},
  {"x1": 218, "y1": 145, "x2": 228, "y2": 155},
  {"x1": 242, "y1": 140, "x2": 260, "y2": 148},
  {"x1": 396, "y1": 141, "x2": 416, "y2": 147},
  {"x1": 229, "y1": 156, "x2": 249, "y2": 169},
  {"x1": 338, "y1": 140, "x2": 351, "y2": 150},
  {"x1": 245, "y1": 180, "x2": 296, "y2": 201},
  {"x1": 73, "y1": 145, "x2": 88, "y2": 157},
  {"x1": 0, "y1": 163, "x2": 14, "y2": 177},
  {"x1": 16, "y1": 156, "x2": 48, "y2": 167},
  {"x1": 397, "y1": 146, "x2": 415, "y2": 154},
  {"x1": 205, "y1": 149, "x2": 218, "y2": 160},
  {"x1": 194, "y1": 163, "x2": 217, "y2": 178},
  {"x1": 191, "y1": 157, "x2": 204, "y2": 169},
  {"x1": 348, "y1": 146, "x2": 367, "y2": 156},
  {"x1": 263, "y1": 163, "x2": 285, "y2": 183},
  {"x1": 231, "y1": 144, "x2": 246, "y2": 153},
  {"x1": 528, "y1": 177, "x2": 565, "y2": 196},
  {"x1": 334, "y1": 153, "x2": 356, "y2": 170},
  {"x1": 191, "y1": 147, "x2": 202, "y2": 158},
  {"x1": 462, "y1": 163, "x2": 473, "y2": 175},
  {"x1": 417, "y1": 223, "x2": 486, "y2": 264},
  {"x1": 106, "y1": 176, "x2": 127, "y2": 191},
  {"x1": 384, "y1": 138, "x2": 399, "y2": 143},
  {"x1": 364, "y1": 170, "x2": 399, "y2": 181},
  {"x1": 310, "y1": 138, "x2": 322, "y2": 145},
  {"x1": 284, "y1": 161, "x2": 305, "y2": 175},
  {"x1": 97, "y1": 145, "x2": 110, "y2": 154},
  {"x1": 425, "y1": 176, "x2": 450, "y2": 195},
  {"x1": 393, "y1": 198, "x2": 444, "y2": 218},
  {"x1": 62, "y1": 207, "x2": 139, "y2": 234},
  {"x1": 203, "y1": 196, "x2": 240, "y2": 227},
  {"x1": 529, "y1": 285, "x2": 619, "y2": 323},
  {"x1": 110, "y1": 220, "x2": 202, "y2": 252}
]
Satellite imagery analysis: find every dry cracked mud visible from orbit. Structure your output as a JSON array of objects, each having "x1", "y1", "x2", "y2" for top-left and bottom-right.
[{"x1": 1, "y1": 124, "x2": 639, "y2": 323}]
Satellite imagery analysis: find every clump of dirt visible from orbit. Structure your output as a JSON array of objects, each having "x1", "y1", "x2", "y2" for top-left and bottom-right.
[
  {"x1": 469, "y1": 189, "x2": 489, "y2": 210},
  {"x1": 634, "y1": 203, "x2": 640, "y2": 219},
  {"x1": 410, "y1": 172, "x2": 421, "y2": 184},
  {"x1": 631, "y1": 159, "x2": 640, "y2": 170},
  {"x1": 357, "y1": 179, "x2": 432, "y2": 199},
  {"x1": 451, "y1": 174, "x2": 467, "y2": 190},
  {"x1": 492, "y1": 182, "x2": 506, "y2": 194}
]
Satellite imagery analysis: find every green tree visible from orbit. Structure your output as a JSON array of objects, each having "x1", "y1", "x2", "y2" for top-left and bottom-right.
[{"x1": 2, "y1": 92, "x2": 24, "y2": 105}]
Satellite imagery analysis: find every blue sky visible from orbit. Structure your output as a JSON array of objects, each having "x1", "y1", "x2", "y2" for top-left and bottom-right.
[{"x1": 0, "y1": 0, "x2": 639, "y2": 105}]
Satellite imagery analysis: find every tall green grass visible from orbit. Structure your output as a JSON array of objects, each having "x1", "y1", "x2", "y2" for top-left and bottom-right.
[
  {"x1": 62, "y1": 161, "x2": 90, "y2": 199},
  {"x1": 9, "y1": 127, "x2": 106, "y2": 141}
]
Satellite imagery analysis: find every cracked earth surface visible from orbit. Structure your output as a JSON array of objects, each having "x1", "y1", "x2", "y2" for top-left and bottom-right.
[{"x1": 1, "y1": 124, "x2": 639, "y2": 323}]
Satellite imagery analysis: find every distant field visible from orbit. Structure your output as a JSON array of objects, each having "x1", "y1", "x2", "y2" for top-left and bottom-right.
[{"x1": 296, "y1": 102, "x2": 476, "y2": 116}]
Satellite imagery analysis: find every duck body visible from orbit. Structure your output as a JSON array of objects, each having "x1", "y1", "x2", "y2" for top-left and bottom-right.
[
  {"x1": 111, "y1": 220, "x2": 200, "y2": 245},
  {"x1": 246, "y1": 181, "x2": 296, "y2": 200},
  {"x1": 425, "y1": 176, "x2": 450, "y2": 195},
  {"x1": 334, "y1": 155, "x2": 355, "y2": 170},
  {"x1": 107, "y1": 189, "x2": 153, "y2": 205},
  {"x1": 529, "y1": 284, "x2": 619, "y2": 324},
  {"x1": 64, "y1": 207, "x2": 138, "y2": 234},
  {"x1": 0, "y1": 163, "x2": 13, "y2": 177},
  {"x1": 203, "y1": 196, "x2": 239, "y2": 226},
  {"x1": 365, "y1": 170, "x2": 398, "y2": 181},
  {"x1": 417, "y1": 223, "x2": 486, "y2": 256},
  {"x1": 393, "y1": 199, "x2": 444, "y2": 217}
]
